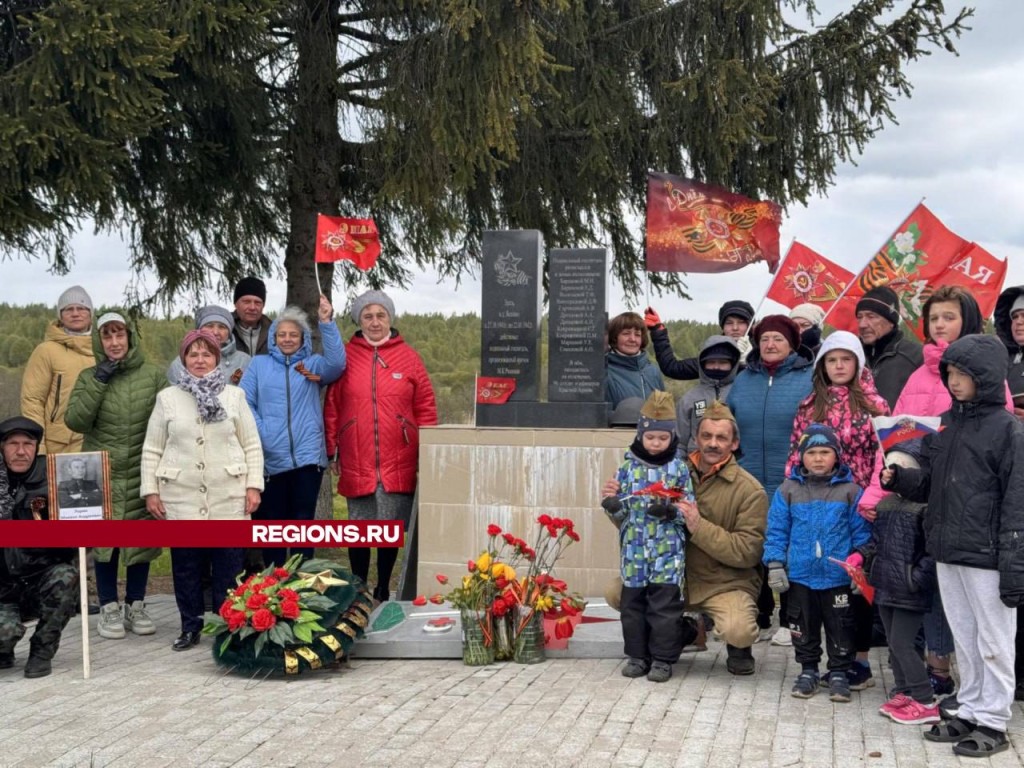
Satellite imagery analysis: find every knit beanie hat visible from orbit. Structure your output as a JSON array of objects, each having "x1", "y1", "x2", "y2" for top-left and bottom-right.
[
  {"x1": 814, "y1": 330, "x2": 866, "y2": 374},
  {"x1": 637, "y1": 391, "x2": 677, "y2": 436},
  {"x1": 718, "y1": 300, "x2": 755, "y2": 329},
  {"x1": 57, "y1": 285, "x2": 93, "y2": 316},
  {"x1": 195, "y1": 305, "x2": 235, "y2": 332},
  {"x1": 350, "y1": 289, "x2": 396, "y2": 323},
  {"x1": 856, "y1": 286, "x2": 900, "y2": 326},
  {"x1": 751, "y1": 314, "x2": 801, "y2": 352},
  {"x1": 789, "y1": 303, "x2": 825, "y2": 328},
  {"x1": 233, "y1": 276, "x2": 267, "y2": 303},
  {"x1": 1010, "y1": 295, "x2": 1024, "y2": 318},
  {"x1": 179, "y1": 329, "x2": 222, "y2": 364},
  {"x1": 798, "y1": 423, "x2": 842, "y2": 462}
]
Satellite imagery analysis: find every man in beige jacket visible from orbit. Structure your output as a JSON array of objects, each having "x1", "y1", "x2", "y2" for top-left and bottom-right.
[{"x1": 20, "y1": 286, "x2": 95, "y2": 455}]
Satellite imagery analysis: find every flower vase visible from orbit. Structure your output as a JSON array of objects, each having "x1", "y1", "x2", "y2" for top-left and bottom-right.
[
  {"x1": 493, "y1": 611, "x2": 515, "y2": 661},
  {"x1": 460, "y1": 609, "x2": 494, "y2": 666},
  {"x1": 513, "y1": 606, "x2": 546, "y2": 664}
]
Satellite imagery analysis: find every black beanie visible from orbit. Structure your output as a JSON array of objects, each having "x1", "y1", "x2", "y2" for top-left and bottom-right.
[
  {"x1": 234, "y1": 276, "x2": 267, "y2": 304},
  {"x1": 718, "y1": 300, "x2": 755, "y2": 328},
  {"x1": 856, "y1": 286, "x2": 900, "y2": 326}
]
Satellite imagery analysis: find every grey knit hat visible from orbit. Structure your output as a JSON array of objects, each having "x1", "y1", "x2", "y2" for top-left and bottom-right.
[
  {"x1": 195, "y1": 305, "x2": 235, "y2": 332},
  {"x1": 350, "y1": 290, "x2": 395, "y2": 323},
  {"x1": 57, "y1": 285, "x2": 93, "y2": 316}
]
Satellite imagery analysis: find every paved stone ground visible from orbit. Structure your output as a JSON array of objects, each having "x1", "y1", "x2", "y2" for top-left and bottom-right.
[{"x1": 1, "y1": 595, "x2": 1022, "y2": 767}]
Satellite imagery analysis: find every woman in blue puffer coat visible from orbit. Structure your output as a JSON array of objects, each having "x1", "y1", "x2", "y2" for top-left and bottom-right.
[{"x1": 240, "y1": 296, "x2": 345, "y2": 567}]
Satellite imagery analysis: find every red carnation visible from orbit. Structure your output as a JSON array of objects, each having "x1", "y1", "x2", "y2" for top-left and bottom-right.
[
  {"x1": 550, "y1": 578, "x2": 568, "y2": 593},
  {"x1": 487, "y1": 524, "x2": 502, "y2": 536},
  {"x1": 250, "y1": 608, "x2": 276, "y2": 632},
  {"x1": 560, "y1": 599, "x2": 581, "y2": 616},
  {"x1": 436, "y1": 573, "x2": 449, "y2": 585},
  {"x1": 246, "y1": 592, "x2": 270, "y2": 610},
  {"x1": 262, "y1": 576, "x2": 279, "y2": 587},
  {"x1": 495, "y1": 576, "x2": 508, "y2": 590},
  {"x1": 553, "y1": 616, "x2": 574, "y2": 640},
  {"x1": 273, "y1": 568, "x2": 291, "y2": 578},
  {"x1": 547, "y1": 525, "x2": 558, "y2": 538},
  {"x1": 226, "y1": 609, "x2": 247, "y2": 632},
  {"x1": 218, "y1": 599, "x2": 235, "y2": 619},
  {"x1": 523, "y1": 547, "x2": 536, "y2": 561},
  {"x1": 412, "y1": 595, "x2": 427, "y2": 606},
  {"x1": 492, "y1": 600, "x2": 509, "y2": 617},
  {"x1": 429, "y1": 593, "x2": 445, "y2": 605},
  {"x1": 537, "y1": 514, "x2": 553, "y2": 526},
  {"x1": 567, "y1": 530, "x2": 580, "y2": 542},
  {"x1": 467, "y1": 560, "x2": 477, "y2": 572},
  {"x1": 279, "y1": 600, "x2": 301, "y2": 620},
  {"x1": 535, "y1": 574, "x2": 552, "y2": 587},
  {"x1": 502, "y1": 533, "x2": 516, "y2": 546},
  {"x1": 277, "y1": 588, "x2": 300, "y2": 602}
]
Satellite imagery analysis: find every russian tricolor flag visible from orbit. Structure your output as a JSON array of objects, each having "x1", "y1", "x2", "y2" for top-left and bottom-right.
[{"x1": 872, "y1": 415, "x2": 942, "y2": 452}]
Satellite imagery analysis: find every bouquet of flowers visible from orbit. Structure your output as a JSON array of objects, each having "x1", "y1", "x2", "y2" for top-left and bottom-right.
[{"x1": 201, "y1": 554, "x2": 373, "y2": 675}]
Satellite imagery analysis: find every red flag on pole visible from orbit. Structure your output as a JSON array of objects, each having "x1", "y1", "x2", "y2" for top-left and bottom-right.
[
  {"x1": 766, "y1": 241, "x2": 854, "y2": 313},
  {"x1": 929, "y1": 242, "x2": 1007, "y2": 322},
  {"x1": 826, "y1": 204, "x2": 968, "y2": 339},
  {"x1": 315, "y1": 214, "x2": 381, "y2": 270},
  {"x1": 644, "y1": 172, "x2": 783, "y2": 273},
  {"x1": 476, "y1": 376, "x2": 516, "y2": 405}
]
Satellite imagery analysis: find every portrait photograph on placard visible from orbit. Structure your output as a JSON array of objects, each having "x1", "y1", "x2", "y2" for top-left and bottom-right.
[{"x1": 47, "y1": 451, "x2": 112, "y2": 520}]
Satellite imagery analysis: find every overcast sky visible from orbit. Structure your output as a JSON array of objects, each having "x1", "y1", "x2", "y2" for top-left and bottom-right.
[{"x1": 4, "y1": 1, "x2": 1022, "y2": 325}]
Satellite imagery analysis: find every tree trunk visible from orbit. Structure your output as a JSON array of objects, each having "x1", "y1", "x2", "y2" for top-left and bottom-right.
[{"x1": 285, "y1": 0, "x2": 343, "y2": 331}]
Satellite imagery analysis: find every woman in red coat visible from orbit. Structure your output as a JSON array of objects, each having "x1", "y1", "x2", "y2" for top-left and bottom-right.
[{"x1": 324, "y1": 290, "x2": 438, "y2": 602}]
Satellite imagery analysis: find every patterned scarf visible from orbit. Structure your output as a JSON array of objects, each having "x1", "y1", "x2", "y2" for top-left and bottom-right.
[
  {"x1": 0, "y1": 458, "x2": 11, "y2": 520},
  {"x1": 177, "y1": 367, "x2": 228, "y2": 423}
]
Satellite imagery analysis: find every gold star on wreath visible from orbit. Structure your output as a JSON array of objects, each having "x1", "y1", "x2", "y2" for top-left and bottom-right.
[{"x1": 296, "y1": 570, "x2": 350, "y2": 594}]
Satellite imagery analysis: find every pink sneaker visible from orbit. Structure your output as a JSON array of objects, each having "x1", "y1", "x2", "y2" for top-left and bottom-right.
[
  {"x1": 886, "y1": 698, "x2": 941, "y2": 725},
  {"x1": 878, "y1": 693, "x2": 912, "y2": 716}
]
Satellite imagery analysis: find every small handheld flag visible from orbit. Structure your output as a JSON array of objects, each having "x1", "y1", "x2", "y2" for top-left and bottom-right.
[
  {"x1": 315, "y1": 215, "x2": 381, "y2": 270},
  {"x1": 871, "y1": 415, "x2": 942, "y2": 454}
]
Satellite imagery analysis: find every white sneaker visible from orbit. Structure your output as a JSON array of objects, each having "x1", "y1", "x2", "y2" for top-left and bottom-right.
[
  {"x1": 757, "y1": 625, "x2": 776, "y2": 643},
  {"x1": 98, "y1": 602, "x2": 125, "y2": 639},
  {"x1": 124, "y1": 601, "x2": 156, "y2": 636},
  {"x1": 770, "y1": 627, "x2": 793, "y2": 646}
]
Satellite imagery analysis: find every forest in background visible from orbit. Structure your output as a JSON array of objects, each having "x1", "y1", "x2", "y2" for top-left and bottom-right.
[{"x1": 0, "y1": 304, "x2": 718, "y2": 424}]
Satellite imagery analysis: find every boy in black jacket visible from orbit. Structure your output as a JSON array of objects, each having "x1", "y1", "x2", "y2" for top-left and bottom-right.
[{"x1": 882, "y1": 334, "x2": 1024, "y2": 757}]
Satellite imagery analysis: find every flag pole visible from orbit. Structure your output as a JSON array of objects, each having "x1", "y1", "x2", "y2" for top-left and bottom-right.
[
  {"x1": 821, "y1": 197, "x2": 927, "y2": 325},
  {"x1": 79, "y1": 546, "x2": 90, "y2": 679},
  {"x1": 751, "y1": 237, "x2": 795, "y2": 319}
]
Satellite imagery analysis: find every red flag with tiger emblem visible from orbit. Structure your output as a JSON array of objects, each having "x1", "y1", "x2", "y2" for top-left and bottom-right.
[
  {"x1": 766, "y1": 241, "x2": 854, "y2": 313},
  {"x1": 826, "y1": 204, "x2": 972, "y2": 339},
  {"x1": 644, "y1": 172, "x2": 782, "y2": 273}
]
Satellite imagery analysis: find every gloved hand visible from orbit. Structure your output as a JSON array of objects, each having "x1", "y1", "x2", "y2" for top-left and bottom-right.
[
  {"x1": 646, "y1": 503, "x2": 676, "y2": 521},
  {"x1": 94, "y1": 359, "x2": 119, "y2": 384},
  {"x1": 845, "y1": 552, "x2": 864, "y2": 569},
  {"x1": 600, "y1": 496, "x2": 622, "y2": 515},
  {"x1": 643, "y1": 307, "x2": 663, "y2": 330},
  {"x1": 767, "y1": 562, "x2": 790, "y2": 593}
]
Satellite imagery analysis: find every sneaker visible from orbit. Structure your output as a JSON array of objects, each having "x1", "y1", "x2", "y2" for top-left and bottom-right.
[
  {"x1": 621, "y1": 657, "x2": 651, "y2": 678},
  {"x1": 647, "y1": 660, "x2": 673, "y2": 683},
  {"x1": 938, "y1": 693, "x2": 960, "y2": 720},
  {"x1": 123, "y1": 601, "x2": 155, "y2": 636},
  {"x1": 879, "y1": 693, "x2": 913, "y2": 716},
  {"x1": 929, "y1": 671, "x2": 955, "y2": 697},
  {"x1": 791, "y1": 670, "x2": 819, "y2": 698},
  {"x1": 757, "y1": 625, "x2": 776, "y2": 643},
  {"x1": 771, "y1": 627, "x2": 793, "y2": 646},
  {"x1": 847, "y1": 663, "x2": 875, "y2": 691},
  {"x1": 828, "y1": 671, "x2": 851, "y2": 703},
  {"x1": 97, "y1": 602, "x2": 126, "y2": 639},
  {"x1": 887, "y1": 698, "x2": 941, "y2": 725}
]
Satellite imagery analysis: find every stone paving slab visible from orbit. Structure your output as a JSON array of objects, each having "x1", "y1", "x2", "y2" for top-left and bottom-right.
[{"x1": 1, "y1": 595, "x2": 1022, "y2": 767}]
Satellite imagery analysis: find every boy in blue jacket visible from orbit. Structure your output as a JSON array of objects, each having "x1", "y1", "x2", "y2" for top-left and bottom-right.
[{"x1": 763, "y1": 423, "x2": 870, "y2": 702}]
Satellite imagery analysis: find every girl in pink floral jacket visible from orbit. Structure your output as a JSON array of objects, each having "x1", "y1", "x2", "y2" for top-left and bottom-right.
[{"x1": 785, "y1": 331, "x2": 889, "y2": 488}]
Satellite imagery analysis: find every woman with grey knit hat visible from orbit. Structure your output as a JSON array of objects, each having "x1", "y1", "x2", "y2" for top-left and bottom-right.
[
  {"x1": 20, "y1": 286, "x2": 95, "y2": 454},
  {"x1": 324, "y1": 290, "x2": 438, "y2": 602},
  {"x1": 167, "y1": 305, "x2": 252, "y2": 386}
]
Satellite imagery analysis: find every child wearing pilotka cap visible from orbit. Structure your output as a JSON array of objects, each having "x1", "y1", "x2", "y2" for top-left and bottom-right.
[
  {"x1": 763, "y1": 423, "x2": 870, "y2": 703},
  {"x1": 602, "y1": 390, "x2": 695, "y2": 683},
  {"x1": 882, "y1": 334, "x2": 1024, "y2": 757}
]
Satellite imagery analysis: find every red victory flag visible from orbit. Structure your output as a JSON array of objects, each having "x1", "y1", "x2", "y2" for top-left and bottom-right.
[
  {"x1": 826, "y1": 204, "x2": 968, "y2": 340},
  {"x1": 928, "y1": 242, "x2": 1007, "y2": 322},
  {"x1": 645, "y1": 172, "x2": 783, "y2": 273},
  {"x1": 315, "y1": 214, "x2": 381, "y2": 270},
  {"x1": 476, "y1": 376, "x2": 516, "y2": 405},
  {"x1": 766, "y1": 241, "x2": 854, "y2": 313}
]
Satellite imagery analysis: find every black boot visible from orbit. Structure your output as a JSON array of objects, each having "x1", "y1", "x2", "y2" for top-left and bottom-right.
[
  {"x1": 726, "y1": 644, "x2": 755, "y2": 675},
  {"x1": 0, "y1": 651, "x2": 14, "y2": 669},
  {"x1": 23, "y1": 655, "x2": 52, "y2": 678}
]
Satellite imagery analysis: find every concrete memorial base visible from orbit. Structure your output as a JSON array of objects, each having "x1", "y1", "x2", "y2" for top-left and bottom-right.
[{"x1": 355, "y1": 600, "x2": 625, "y2": 659}]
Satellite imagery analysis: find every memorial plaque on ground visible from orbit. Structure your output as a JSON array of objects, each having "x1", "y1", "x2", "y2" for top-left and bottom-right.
[
  {"x1": 548, "y1": 248, "x2": 607, "y2": 402},
  {"x1": 479, "y1": 230, "x2": 543, "y2": 402}
]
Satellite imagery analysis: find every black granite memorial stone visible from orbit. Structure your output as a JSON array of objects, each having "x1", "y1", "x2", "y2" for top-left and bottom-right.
[{"x1": 548, "y1": 248, "x2": 607, "y2": 402}]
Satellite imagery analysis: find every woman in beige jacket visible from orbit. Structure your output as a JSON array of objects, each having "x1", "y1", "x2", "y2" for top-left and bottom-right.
[
  {"x1": 141, "y1": 330, "x2": 263, "y2": 651},
  {"x1": 20, "y1": 286, "x2": 95, "y2": 454}
]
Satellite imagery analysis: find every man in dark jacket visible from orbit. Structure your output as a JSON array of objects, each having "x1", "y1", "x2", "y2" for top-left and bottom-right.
[
  {"x1": 646, "y1": 299, "x2": 754, "y2": 380},
  {"x1": 0, "y1": 417, "x2": 78, "y2": 678},
  {"x1": 856, "y1": 286, "x2": 923, "y2": 410},
  {"x1": 231, "y1": 276, "x2": 273, "y2": 356}
]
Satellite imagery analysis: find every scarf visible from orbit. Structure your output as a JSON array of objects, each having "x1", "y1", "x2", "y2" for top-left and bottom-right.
[{"x1": 177, "y1": 367, "x2": 228, "y2": 423}]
